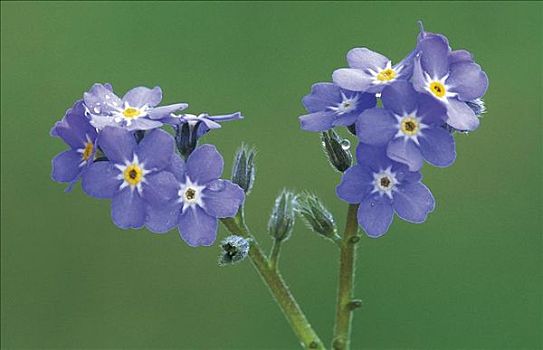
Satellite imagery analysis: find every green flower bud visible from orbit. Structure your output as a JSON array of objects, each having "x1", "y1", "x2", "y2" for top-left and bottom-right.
[
  {"x1": 321, "y1": 129, "x2": 352, "y2": 172},
  {"x1": 218, "y1": 235, "x2": 250, "y2": 266},
  {"x1": 268, "y1": 190, "x2": 297, "y2": 242},
  {"x1": 231, "y1": 144, "x2": 256, "y2": 194},
  {"x1": 296, "y1": 192, "x2": 337, "y2": 240}
]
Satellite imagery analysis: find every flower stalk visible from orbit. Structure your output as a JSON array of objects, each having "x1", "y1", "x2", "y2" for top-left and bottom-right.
[
  {"x1": 332, "y1": 204, "x2": 360, "y2": 350},
  {"x1": 221, "y1": 209, "x2": 325, "y2": 349}
]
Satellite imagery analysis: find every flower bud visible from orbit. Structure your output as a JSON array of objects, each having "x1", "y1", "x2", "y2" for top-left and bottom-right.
[
  {"x1": 268, "y1": 190, "x2": 297, "y2": 242},
  {"x1": 218, "y1": 235, "x2": 250, "y2": 266},
  {"x1": 231, "y1": 144, "x2": 256, "y2": 194},
  {"x1": 296, "y1": 192, "x2": 337, "y2": 240},
  {"x1": 321, "y1": 129, "x2": 352, "y2": 172},
  {"x1": 175, "y1": 122, "x2": 199, "y2": 158}
]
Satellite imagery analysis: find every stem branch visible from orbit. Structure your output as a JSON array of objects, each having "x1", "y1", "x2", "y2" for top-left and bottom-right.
[
  {"x1": 221, "y1": 213, "x2": 325, "y2": 349},
  {"x1": 332, "y1": 204, "x2": 360, "y2": 350}
]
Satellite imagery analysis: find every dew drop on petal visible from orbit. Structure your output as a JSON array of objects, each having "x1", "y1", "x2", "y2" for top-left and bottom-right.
[
  {"x1": 370, "y1": 202, "x2": 375, "y2": 207},
  {"x1": 207, "y1": 180, "x2": 226, "y2": 191},
  {"x1": 93, "y1": 107, "x2": 100, "y2": 113},
  {"x1": 340, "y1": 139, "x2": 351, "y2": 150}
]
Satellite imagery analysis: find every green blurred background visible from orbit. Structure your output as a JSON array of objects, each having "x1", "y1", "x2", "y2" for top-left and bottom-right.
[{"x1": 1, "y1": 1, "x2": 541, "y2": 349}]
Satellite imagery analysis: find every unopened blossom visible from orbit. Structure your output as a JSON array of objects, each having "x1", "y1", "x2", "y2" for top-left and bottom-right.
[
  {"x1": 336, "y1": 144, "x2": 435, "y2": 237},
  {"x1": 356, "y1": 81, "x2": 456, "y2": 171},
  {"x1": 145, "y1": 145, "x2": 245, "y2": 247},
  {"x1": 170, "y1": 112, "x2": 243, "y2": 137},
  {"x1": 412, "y1": 34, "x2": 488, "y2": 131},
  {"x1": 50, "y1": 100, "x2": 97, "y2": 188},
  {"x1": 332, "y1": 48, "x2": 415, "y2": 93},
  {"x1": 84, "y1": 83, "x2": 188, "y2": 131},
  {"x1": 299, "y1": 82, "x2": 376, "y2": 132},
  {"x1": 81, "y1": 127, "x2": 178, "y2": 229}
]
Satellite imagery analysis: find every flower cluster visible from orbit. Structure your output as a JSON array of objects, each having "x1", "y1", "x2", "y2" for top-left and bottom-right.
[
  {"x1": 299, "y1": 23, "x2": 488, "y2": 237},
  {"x1": 51, "y1": 84, "x2": 245, "y2": 246}
]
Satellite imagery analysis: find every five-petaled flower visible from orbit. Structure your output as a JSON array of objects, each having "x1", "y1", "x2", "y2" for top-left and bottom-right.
[
  {"x1": 50, "y1": 100, "x2": 98, "y2": 189},
  {"x1": 356, "y1": 81, "x2": 456, "y2": 171},
  {"x1": 84, "y1": 83, "x2": 188, "y2": 131},
  {"x1": 332, "y1": 48, "x2": 415, "y2": 93},
  {"x1": 337, "y1": 144, "x2": 435, "y2": 237},
  {"x1": 145, "y1": 145, "x2": 245, "y2": 247},
  {"x1": 81, "y1": 127, "x2": 179, "y2": 229},
  {"x1": 412, "y1": 33, "x2": 488, "y2": 131},
  {"x1": 299, "y1": 82, "x2": 376, "y2": 132}
]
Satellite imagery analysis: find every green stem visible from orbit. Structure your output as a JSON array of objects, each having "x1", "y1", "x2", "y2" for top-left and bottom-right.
[
  {"x1": 332, "y1": 204, "x2": 360, "y2": 350},
  {"x1": 221, "y1": 214, "x2": 325, "y2": 349},
  {"x1": 269, "y1": 239, "x2": 282, "y2": 271}
]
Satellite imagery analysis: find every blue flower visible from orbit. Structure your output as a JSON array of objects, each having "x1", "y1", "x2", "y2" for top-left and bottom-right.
[
  {"x1": 332, "y1": 48, "x2": 415, "y2": 93},
  {"x1": 356, "y1": 81, "x2": 456, "y2": 171},
  {"x1": 171, "y1": 112, "x2": 243, "y2": 137},
  {"x1": 81, "y1": 127, "x2": 179, "y2": 229},
  {"x1": 145, "y1": 145, "x2": 245, "y2": 247},
  {"x1": 50, "y1": 100, "x2": 98, "y2": 189},
  {"x1": 299, "y1": 82, "x2": 376, "y2": 132},
  {"x1": 336, "y1": 144, "x2": 435, "y2": 237},
  {"x1": 84, "y1": 83, "x2": 188, "y2": 131},
  {"x1": 412, "y1": 33, "x2": 489, "y2": 131}
]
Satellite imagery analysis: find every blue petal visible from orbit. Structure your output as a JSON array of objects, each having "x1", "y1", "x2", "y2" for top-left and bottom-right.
[
  {"x1": 186, "y1": 144, "x2": 224, "y2": 184},
  {"x1": 392, "y1": 182, "x2": 435, "y2": 223},
  {"x1": 356, "y1": 108, "x2": 397, "y2": 146},
  {"x1": 148, "y1": 103, "x2": 188, "y2": 120},
  {"x1": 358, "y1": 194, "x2": 394, "y2": 238},
  {"x1": 145, "y1": 200, "x2": 181, "y2": 234},
  {"x1": 387, "y1": 139, "x2": 423, "y2": 171},
  {"x1": 418, "y1": 35, "x2": 450, "y2": 79},
  {"x1": 111, "y1": 188, "x2": 146, "y2": 229},
  {"x1": 142, "y1": 171, "x2": 180, "y2": 207},
  {"x1": 178, "y1": 206, "x2": 218, "y2": 247},
  {"x1": 83, "y1": 83, "x2": 122, "y2": 115},
  {"x1": 332, "y1": 68, "x2": 374, "y2": 92},
  {"x1": 419, "y1": 127, "x2": 456, "y2": 168},
  {"x1": 346, "y1": 48, "x2": 389, "y2": 71},
  {"x1": 136, "y1": 129, "x2": 174, "y2": 170},
  {"x1": 336, "y1": 165, "x2": 373, "y2": 204},
  {"x1": 445, "y1": 98, "x2": 480, "y2": 131},
  {"x1": 122, "y1": 86, "x2": 162, "y2": 107},
  {"x1": 446, "y1": 62, "x2": 489, "y2": 101},
  {"x1": 202, "y1": 180, "x2": 244, "y2": 218},
  {"x1": 381, "y1": 81, "x2": 418, "y2": 116},
  {"x1": 299, "y1": 111, "x2": 335, "y2": 132},
  {"x1": 302, "y1": 83, "x2": 341, "y2": 113},
  {"x1": 51, "y1": 150, "x2": 82, "y2": 183},
  {"x1": 206, "y1": 112, "x2": 244, "y2": 122},
  {"x1": 97, "y1": 127, "x2": 137, "y2": 164},
  {"x1": 81, "y1": 161, "x2": 121, "y2": 199}
]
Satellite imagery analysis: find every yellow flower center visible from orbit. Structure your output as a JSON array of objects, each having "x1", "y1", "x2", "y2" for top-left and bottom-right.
[
  {"x1": 184, "y1": 188, "x2": 196, "y2": 201},
  {"x1": 82, "y1": 142, "x2": 93, "y2": 161},
  {"x1": 376, "y1": 68, "x2": 396, "y2": 82},
  {"x1": 122, "y1": 107, "x2": 140, "y2": 119},
  {"x1": 123, "y1": 164, "x2": 143, "y2": 186},
  {"x1": 429, "y1": 81, "x2": 446, "y2": 98},
  {"x1": 400, "y1": 117, "x2": 419, "y2": 136}
]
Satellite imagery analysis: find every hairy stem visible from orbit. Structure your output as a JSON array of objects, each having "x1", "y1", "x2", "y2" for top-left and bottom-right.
[
  {"x1": 332, "y1": 204, "x2": 360, "y2": 350},
  {"x1": 221, "y1": 213, "x2": 325, "y2": 349}
]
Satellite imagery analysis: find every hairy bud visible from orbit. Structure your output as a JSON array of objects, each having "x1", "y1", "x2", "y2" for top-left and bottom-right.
[
  {"x1": 466, "y1": 98, "x2": 486, "y2": 116},
  {"x1": 296, "y1": 192, "x2": 337, "y2": 240},
  {"x1": 268, "y1": 190, "x2": 297, "y2": 242},
  {"x1": 218, "y1": 235, "x2": 250, "y2": 266},
  {"x1": 231, "y1": 144, "x2": 256, "y2": 194},
  {"x1": 321, "y1": 129, "x2": 352, "y2": 172}
]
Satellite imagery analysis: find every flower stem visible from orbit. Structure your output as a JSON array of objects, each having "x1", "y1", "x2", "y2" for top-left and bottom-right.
[
  {"x1": 269, "y1": 239, "x2": 282, "y2": 271},
  {"x1": 221, "y1": 212, "x2": 325, "y2": 349},
  {"x1": 332, "y1": 204, "x2": 360, "y2": 350}
]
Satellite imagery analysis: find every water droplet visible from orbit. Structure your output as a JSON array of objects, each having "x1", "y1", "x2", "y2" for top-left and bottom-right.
[
  {"x1": 93, "y1": 107, "x2": 100, "y2": 113},
  {"x1": 207, "y1": 180, "x2": 226, "y2": 191},
  {"x1": 105, "y1": 95, "x2": 110, "y2": 99},
  {"x1": 340, "y1": 139, "x2": 351, "y2": 150},
  {"x1": 370, "y1": 202, "x2": 375, "y2": 207}
]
